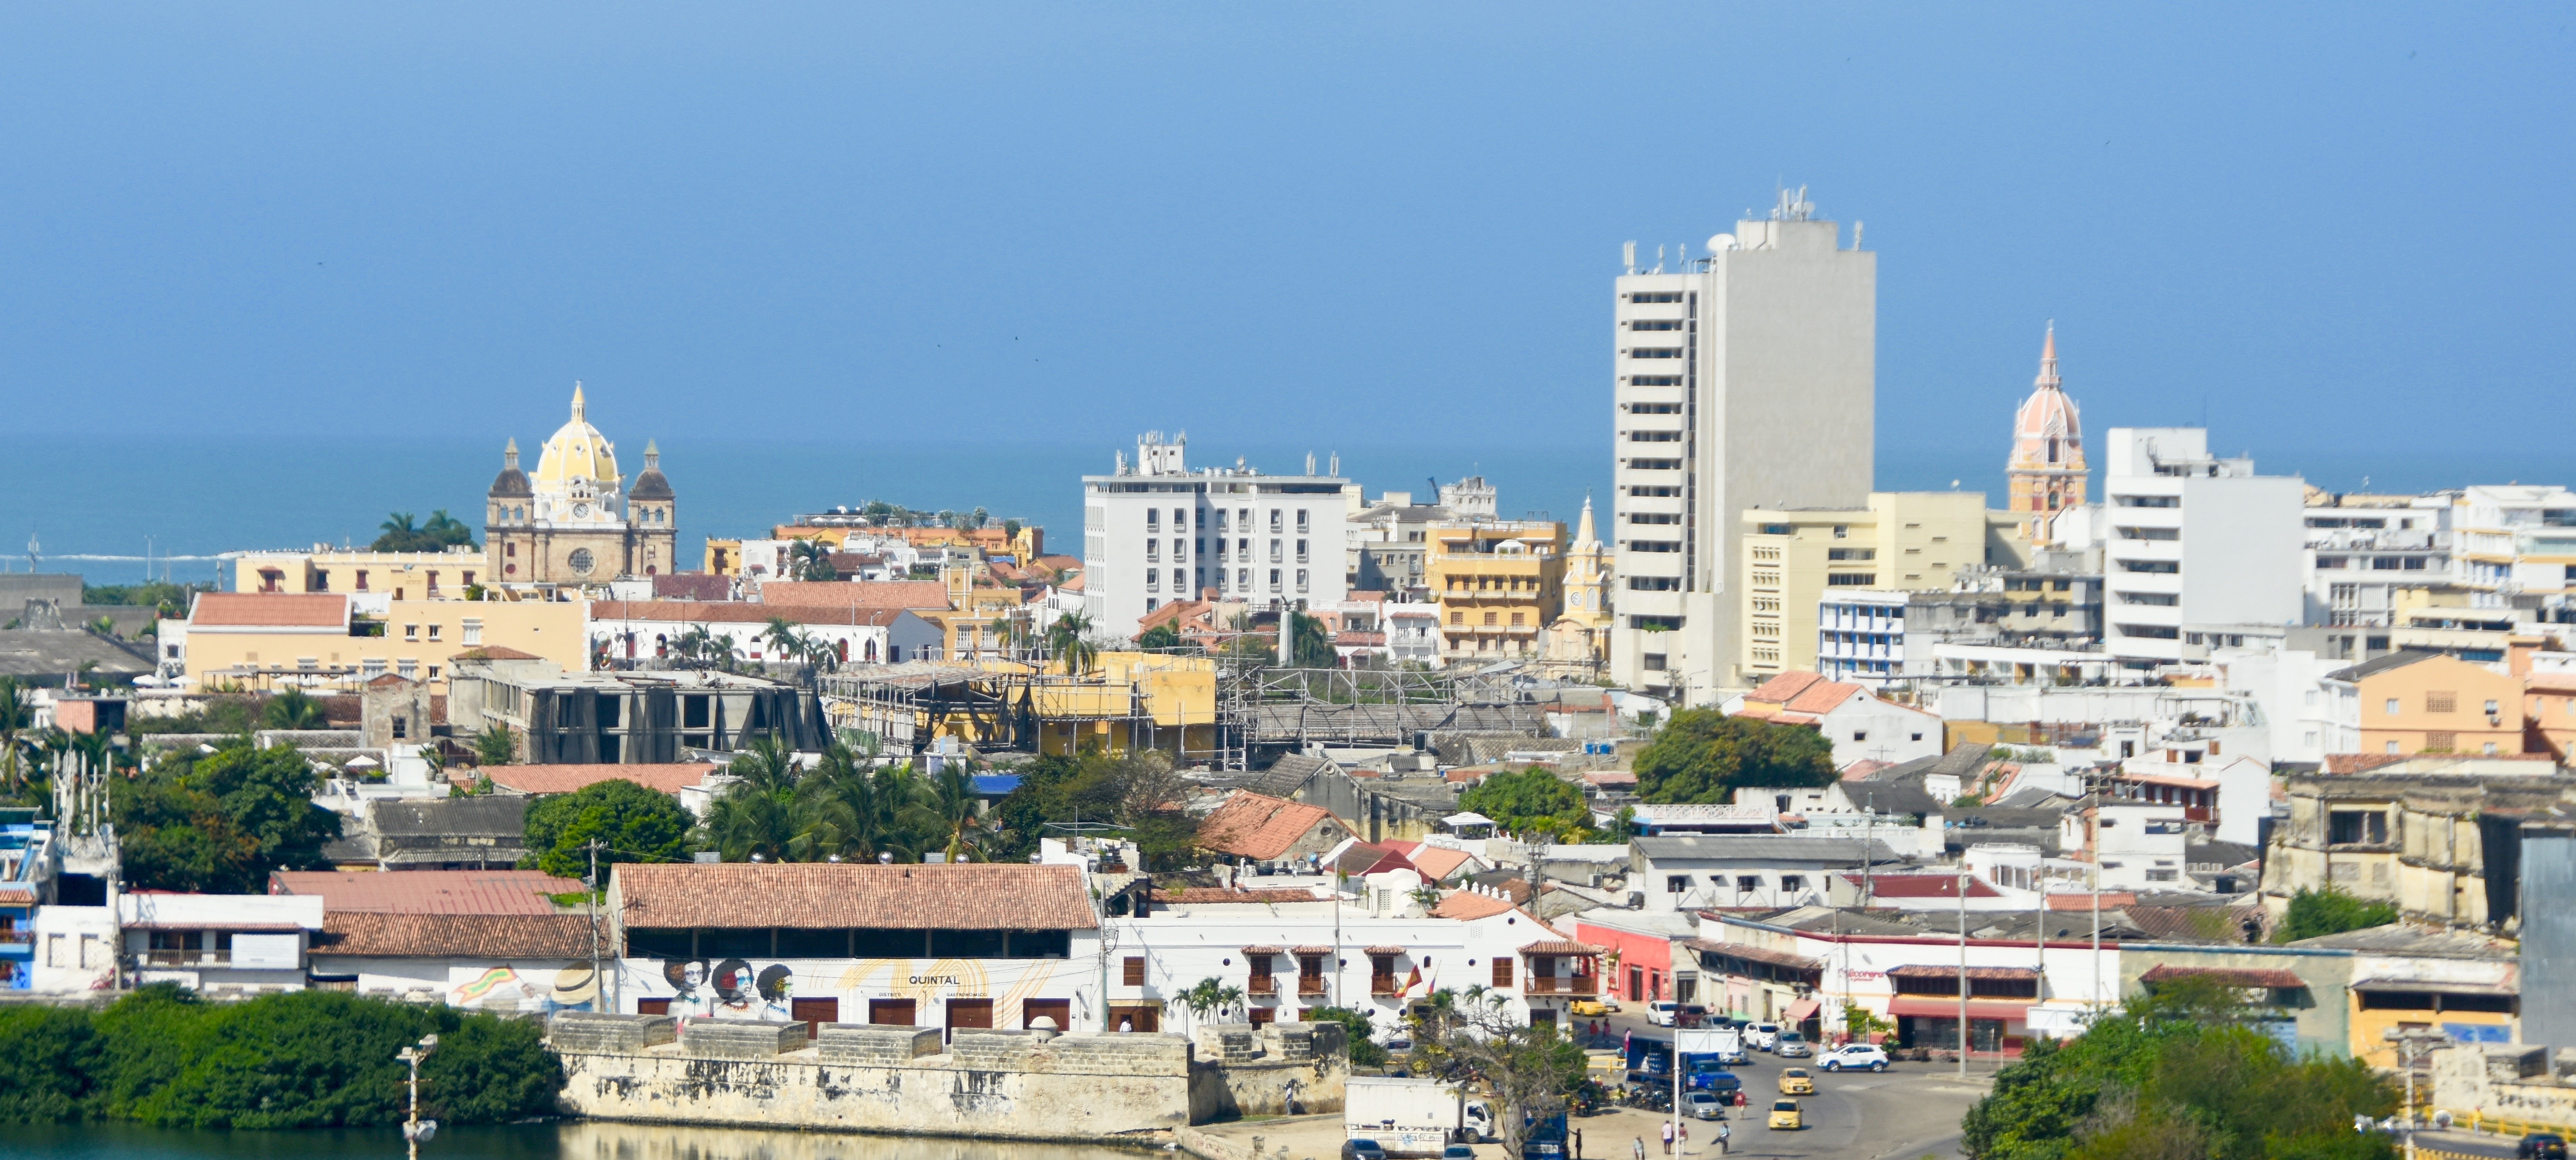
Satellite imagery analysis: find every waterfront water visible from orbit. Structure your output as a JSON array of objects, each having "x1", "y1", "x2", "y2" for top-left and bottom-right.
[{"x1": 0, "y1": 1120, "x2": 1155, "y2": 1160}]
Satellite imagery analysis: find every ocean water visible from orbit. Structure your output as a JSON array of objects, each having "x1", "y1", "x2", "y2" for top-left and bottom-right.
[{"x1": 1, "y1": 434, "x2": 2562, "y2": 589}]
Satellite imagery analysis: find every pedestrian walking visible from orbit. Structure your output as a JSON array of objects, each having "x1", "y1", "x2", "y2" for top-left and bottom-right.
[
  {"x1": 1631, "y1": 1136, "x2": 1646, "y2": 1160},
  {"x1": 1661, "y1": 1119, "x2": 1674, "y2": 1155},
  {"x1": 1716, "y1": 1121, "x2": 1731, "y2": 1155},
  {"x1": 1574, "y1": 1129, "x2": 1584, "y2": 1160},
  {"x1": 1679, "y1": 1122, "x2": 1689, "y2": 1154}
]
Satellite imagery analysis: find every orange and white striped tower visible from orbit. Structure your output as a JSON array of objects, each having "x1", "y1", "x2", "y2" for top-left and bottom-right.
[{"x1": 2007, "y1": 324, "x2": 2087, "y2": 545}]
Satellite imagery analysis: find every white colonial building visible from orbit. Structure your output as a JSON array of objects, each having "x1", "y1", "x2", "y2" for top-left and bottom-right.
[{"x1": 1082, "y1": 432, "x2": 1349, "y2": 638}]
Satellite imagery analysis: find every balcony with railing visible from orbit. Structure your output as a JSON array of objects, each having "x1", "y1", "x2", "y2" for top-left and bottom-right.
[
  {"x1": 1521, "y1": 976, "x2": 1600, "y2": 996},
  {"x1": 1297, "y1": 977, "x2": 1328, "y2": 997},
  {"x1": 143, "y1": 949, "x2": 232, "y2": 967},
  {"x1": 1371, "y1": 975, "x2": 1400, "y2": 997},
  {"x1": 1246, "y1": 977, "x2": 1277, "y2": 997}
]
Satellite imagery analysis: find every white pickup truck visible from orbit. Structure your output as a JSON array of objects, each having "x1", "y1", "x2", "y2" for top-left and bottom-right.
[{"x1": 1345, "y1": 1076, "x2": 1496, "y2": 1157}]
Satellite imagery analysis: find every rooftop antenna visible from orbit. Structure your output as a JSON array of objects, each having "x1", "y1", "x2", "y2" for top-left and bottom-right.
[
  {"x1": 1652, "y1": 244, "x2": 1665, "y2": 274},
  {"x1": 1623, "y1": 241, "x2": 1636, "y2": 274},
  {"x1": 1853, "y1": 221, "x2": 1863, "y2": 249}
]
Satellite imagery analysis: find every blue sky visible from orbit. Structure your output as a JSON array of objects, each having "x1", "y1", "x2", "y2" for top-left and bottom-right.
[{"x1": 2, "y1": 3, "x2": 2569, "y2": 487}]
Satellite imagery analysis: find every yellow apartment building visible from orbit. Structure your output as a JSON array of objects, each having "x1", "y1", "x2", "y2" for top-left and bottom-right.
[
  {"x1": 178, "y1": 592, "x2": 587, "y2": 693},
  {"x1": 828, "y1": 651, "x2": 1221, "y2": 759},
  {"x1": 2334, "y1": 650, "x2": 2526, "y2": 757},
  {"x1": 1737, "y1": 492, "x2": 2030, "y2": 683},
  {"x1": 1427, "y1": 520, "x2": 1566, "y2": 660},
  {"x1": 233, "y1": 546, "x2": 491, "y2": 599}
]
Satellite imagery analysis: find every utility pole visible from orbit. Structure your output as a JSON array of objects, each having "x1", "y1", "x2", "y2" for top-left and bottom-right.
[
  {"x1": 398, "y1": 1034, "x2": 439, "y2": 1160},
  {"x1": 587, "y1": 839, "x2": 606, "y2": 1012},
  {"x1": 1956, "y1": 858, "x2": 1970, "y2": 1079}
]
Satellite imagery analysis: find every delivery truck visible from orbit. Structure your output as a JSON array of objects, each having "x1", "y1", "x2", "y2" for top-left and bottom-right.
[{"x1": 1345, "y1": 1076, "x2": 1496, "y2": 1157}]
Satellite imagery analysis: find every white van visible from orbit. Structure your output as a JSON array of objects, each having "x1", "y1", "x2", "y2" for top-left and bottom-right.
[
  {"x1": 1648, "y1": 1001, "x2": 1682, "y2": 1027},
  {"x1": 1745, "y1": 1022, "x2": 1781, "y2": 1051}
]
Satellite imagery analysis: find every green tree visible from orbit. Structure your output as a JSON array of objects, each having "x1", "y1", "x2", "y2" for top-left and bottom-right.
[
  {"x1": 1631, "y1": 708, "x2": 1836, "y2": 804},
  {"x1": 473, "y1": 724, "x2": 517, "y2": 766},
  {"x1": 1404, "y1": 988, "x2": 1587, "y2": 1157},
  {"x1": 1305, "y1": 1005, "x2": 1386, "y2": 1066},
  {"x1": 1137, "y1": 623, "x2": 1183, "y2": 652},
  {"x1": 2274, "y1": 886, "x2": 2399, "y2": 943},
  {"x1": 1290, "y1": 611, "x2": 1336, "y2": 669},
  {"x1": 1960, "y1": 978, "x2": 2395, "y2": 1160},
  {"x1": 260, "y1": 688, "x2": 326, "y2": 730},
  {"x1": 0, "y1": 1005, "x2": 101, "y2": 1122},
  {"x1": 1458, "y1": 765, "x2": 1595, "y2": 839},
  {"x1": 521, "y1": 778, "x2": 697, "y2": 879},
  {"x1": 1048, "y1": 611, "x2": 1098, "y2": 676},
  {"x1": 421, "y1": 509, "x2": 476, "y2": 548},
  {"x1": 1179, "y1": 977, "x2": 1249, "y2": 1035},
  {"x1": 0, "y1": 677, "x2": 32, "y2": 795},
  {"x1": 115, "y1": 742, "x2": 341, "y2": 893}
]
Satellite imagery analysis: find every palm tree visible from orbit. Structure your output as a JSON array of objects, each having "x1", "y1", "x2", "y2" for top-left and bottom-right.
[
  {"x1": 1047, "y1": 611, "x2": 1097, "y2": 677},
  {"x1": 787, "y1": 539, "x2": 837, "y2": 581},
  {"x1": 927, "y1": 764, "x2": 989, "y2": 863},
  {"x1": 262, "y1": 688, "x2": 326, "y2": 730},
  {"x1": 729, "y1": 733, "x2": 801, "y2": 795},
  {"x1": 423, "y1": 509, "x2": 474, "y2": 547},
  {"x1": 701, "y1": 778, "x2": 798, "y2": 862},
  {"x1": 379, "y1": 512, "x2": 420, "y2": 541},
  {"x1": 761, "y1": 617, "x2": 804, "y2": 668},
  {"x1": 1179, "y1": 977, "x2": 1247, "y2": 1032},
  {"x1": 802, "y1": 634, "x2": 842, "y2": 673},
  {"x1": 0, "y1": 677, "x2": 30, "y2": 793}
]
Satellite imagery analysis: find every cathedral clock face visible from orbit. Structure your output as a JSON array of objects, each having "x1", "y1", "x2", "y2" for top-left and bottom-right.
[
  {"x1": 568, "y1": 548, "x2": 595, "y2": 576},
  {"x1": 573, "y1": 502, "x2": 592, "y2": 519}
]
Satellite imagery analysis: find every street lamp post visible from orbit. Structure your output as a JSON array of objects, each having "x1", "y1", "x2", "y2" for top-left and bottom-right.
[
  {"x1": 397, "y1": 1034, "x2": 439, "y2": 1160},
  {"x1": 2382, "y1": 1027, "x2": 2451, "y2": 1160}
]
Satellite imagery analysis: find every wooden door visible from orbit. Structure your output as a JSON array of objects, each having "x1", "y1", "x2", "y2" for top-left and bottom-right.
[
  {"x1": 791, "y1": 997, "x2": 839, "y2": 1036},
  {"x1": 1109, "y1": 1004, "x2": 1161, "y2": 1032},
  {"x1": 1248, "y1": 1006, "x2": 1277, "y2": 1028},
  {"x1": 869, "y1": 998, "x2": 916, "y2": 1025},
  {"x1": 637, "y1": 998, "x2": 671, "y2": 1016},
  {"x1": 1023, "y1": 999, "x2": 1072, "y2": 1031},
  {"x1": 946, "y1": 998, "x2": 995, "y2": 1034}
]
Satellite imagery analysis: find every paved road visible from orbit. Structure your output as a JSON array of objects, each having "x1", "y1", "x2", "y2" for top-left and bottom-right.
[{"x1": 1561, "y1": 1014, "x2": 1996, "y2": 1160}]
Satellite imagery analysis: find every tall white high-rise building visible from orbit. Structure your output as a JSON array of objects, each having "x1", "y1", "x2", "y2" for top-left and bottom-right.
[
  {"x1": 1082, "y1": 432, "x2": 1349, "y2": 637},
  {"x1": 1609, "y1": 188, "x2": 1876, "y2": 703},
  {"x1": 2094, "y1": 427, "x2": 2305, "y2": 669}
]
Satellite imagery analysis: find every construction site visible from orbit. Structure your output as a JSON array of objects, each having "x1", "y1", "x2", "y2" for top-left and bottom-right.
[{"x1": 817, "y1": 651, "x2": 1592, "y2": 771}]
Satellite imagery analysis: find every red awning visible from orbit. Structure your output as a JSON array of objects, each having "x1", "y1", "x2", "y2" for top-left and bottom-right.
[
  {"x1": 1784, "y1": 998, "x2": 1821, "y2": 1022},
  {"x1": 1888, "y1": 997, "x2": 2030, "y2": 1022}
]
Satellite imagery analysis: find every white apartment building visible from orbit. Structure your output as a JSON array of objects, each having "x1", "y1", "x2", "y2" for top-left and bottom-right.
[
  {"x1": 2304, "y1": 495, "x2": 2450, "y2": 632},
  {"x1": 1082, "y1": 433, "x2": 1349, "y2": 637},
  {"x1": 2093, "y1": 428, "x2": 2305, "y2": 669},
  {"x1": 1609, "y1": 187, "x2": 1876, "y2": 705},
  {"x1": 2449, "y1": 484, "x2": 2576, "y2": 594}
]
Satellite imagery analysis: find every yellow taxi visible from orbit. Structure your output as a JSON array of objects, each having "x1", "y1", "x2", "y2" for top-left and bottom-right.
[
  {"x1": 1776, "y1": 1067, "x2": 1815, "y2": 1095},
  {"x1": 1570, "y1": 998, "x2": 1612, "y2": 1017},
  {"x1": 1768, "y1": 1100, "x2": 1804, "y2": 1130}
]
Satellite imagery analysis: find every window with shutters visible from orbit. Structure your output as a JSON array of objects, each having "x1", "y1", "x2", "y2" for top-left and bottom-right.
[
  {"x1": 1123, "y1": 957, "x2": 1145, "y2": 987},
  {"x1": 1491, "y1": 958, "x2": 1514, "y2": 988}
]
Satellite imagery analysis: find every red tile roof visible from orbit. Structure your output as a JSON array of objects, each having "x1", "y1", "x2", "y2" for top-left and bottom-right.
[
  {"x1": 1781, "y1": 680, "x2": 1867, "y2": 715},
  {"x1": 1684, "y1": 938, "x2": 1824, "y2": 972},
  {"x1": 2139, "y1": 964, "x2": 2305, "y2": 989},
  {"x1": 191, "y1": 593, "x2": 347, "y2": 629},
  {"x1": 483, "y1": 764, "x2": 724, "y2": 796},
  {"x1": 1429, "y1": 891, "x2": 1515, "y2": 920},
  {"x1": 1887, "y1": 964, "x2": 2039, "y2": 981},
  {"x1": 270, "y1": 869, "x2": 582, "y2": 915},
  {"x1": 316, "y1": 912, "x2": 593, "y2": 958},
  {"x1": 2046, "y1": 892, "x2": 2137, "y2": 910},
  {"x1": 612, "y1": 863, "x2": 1097, "y2": 930},
  {"x1": 1746, "y1": 671, "x2": 1827, "y2": 705},
  {"x1": 1197, "y1": 791, "x2": 1345, "y2": 861},
  {"x1": 1407, "y1": 846, "x2": 1477, "y2": 881},
  {"x1": 757, "y1": 580, "x2": 953, "y2": 611}
]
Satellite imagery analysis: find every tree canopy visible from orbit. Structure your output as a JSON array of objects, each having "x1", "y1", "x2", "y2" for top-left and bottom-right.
[
  {"x1": 1960, "y1": 978, "x2": 2395, "y2": 1160},
  {"x1": 115, "y1": 742, "x2": 342, "y2": 893},
  {"x1": 370, "y1": 509, "x2": 476, "y2": 553},
  {"x1": 1458, "y1": 765, "x2": 1597, "y2": 841},
  {"x1": 0, "y1": 986, "x2": 560, "y2": 1127},
  {"x1": 521, "y1": 777, "x2": 697, "y2": 879},
  {"x1": 2274, "y1": 886, "x2": 2398, "y2": 943},
  {"x1": 1631, "y1": 708, "x2": 1836, "y2": 804},
  {"x1": 988, "y1": 749, "x2": 1201, "y2": 870}
]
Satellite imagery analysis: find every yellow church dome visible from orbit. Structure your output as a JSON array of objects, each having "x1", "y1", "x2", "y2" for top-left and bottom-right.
[{"x1": 534, "y1": 382, "x2": 621, "y2": 491}]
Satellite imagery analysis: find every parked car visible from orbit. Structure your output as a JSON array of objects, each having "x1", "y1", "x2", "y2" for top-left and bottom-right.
[
  {"x1": 1774, "y1": 1031, "x2": 1811, "y2": 1059},
  {"x1": 1819, "y1": 1044, "x2": 1890, "y2": 1073},
  {"x1": 1443, "y1": 1146, "x2": 1479, "y2": 1160},
  {"x1": 1343, "y1": 1142, "x2": 1389, "y2": 1160},
  {"x1": 2519, "y1": 1133, "x2": 2568, "y2": 1160},
  {"x1": 1570, "y1": 998, "x2": 1611, "y2": 1017},
  {"x1": 1745, "y1": 1023, "x2": 1780, "y2": 1050},
  {"x1": 1682, "y1": 1091, "x2": 1728, "y2": 1121},
  {"x1": 1768, "y1": 1100, "x2": 1804, "y2": 1131},
  {"x1": 1648, "y1": 1001, "x2": 1681, "y2": 1027},
  {"x1": 1776, "y1": 1068, "x2": 1814, "y2": 1095}
]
